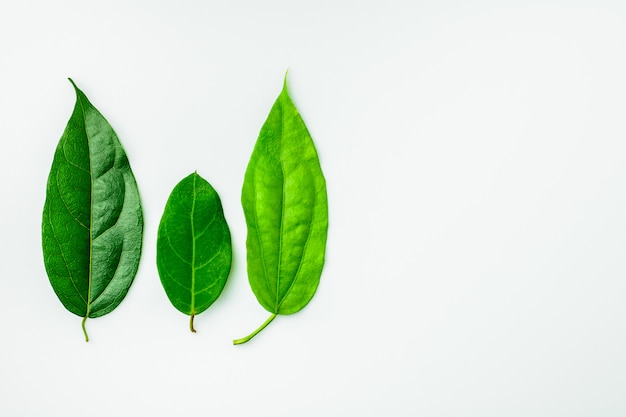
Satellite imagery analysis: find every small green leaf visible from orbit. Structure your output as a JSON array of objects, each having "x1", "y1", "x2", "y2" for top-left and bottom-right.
[
  {"x1": 234, "y1": 76, "x2": 328, "y2": 345},
  {"x1": 157, "y1": 172, "x2": 232, "y2": 332},
  {"x1": 42, "y1": 79, "x2": 143, "y2": 342}
]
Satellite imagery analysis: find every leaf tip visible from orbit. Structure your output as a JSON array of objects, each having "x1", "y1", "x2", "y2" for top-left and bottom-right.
[
  {"x1": 67, "y1": 78, "x2": 85, "y2": 101},
  {"x1": 67, "y1": 77, "x2": 78, "y2": 90},
  {"x1": 282, "y1": 69, "x2": 291, "y2": 95}
]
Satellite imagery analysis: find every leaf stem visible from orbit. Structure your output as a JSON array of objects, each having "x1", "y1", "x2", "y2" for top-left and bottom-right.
[
  {"x1": 82, "y1": 316, "x2": 89, "y2": 342},
  {"x1": 190, "y1": 314, "x2": 196, "y2": 333},
  {"x1": 233, "y1": 313, "x2": 277, "y2": 345}
]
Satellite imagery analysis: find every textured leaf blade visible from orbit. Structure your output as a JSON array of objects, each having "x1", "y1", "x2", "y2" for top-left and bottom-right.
[
  {"x1": 235, "y1": 77, "x2": 328, "y2": 344},
  {"x1": 42, "y1": 79, "x2": 143, "y2": 340},
  {"x1": 157, "y1": 172, "x2": 232, "y2": 332}
]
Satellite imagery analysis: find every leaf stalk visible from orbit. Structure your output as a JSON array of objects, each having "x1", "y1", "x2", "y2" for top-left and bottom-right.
[
  {"x1": 233, "y1": 313, "x2": 277, "y2": 345},
  {"x1": 82, "y1": 316, "x2": 89, "y2": 342},
  {"x1": 190, "y1": 314, "x2": 196, "y2": 333}
]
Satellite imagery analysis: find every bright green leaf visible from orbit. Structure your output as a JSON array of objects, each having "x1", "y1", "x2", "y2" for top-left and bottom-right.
[
  {"x1": 234, "y1": 76, "x2": 328, "y2": 345},
  {"x1": 42, "y1": 79, "x2": 143, "y2": 342},
  {"x1": 157, "y1": 172, "x2": 232, "y2": 333}
]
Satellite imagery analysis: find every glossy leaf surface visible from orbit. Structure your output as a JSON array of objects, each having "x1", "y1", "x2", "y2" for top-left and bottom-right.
[
  {"x1": 234, "y1": 77, "x2": 328, "y2": 344},
  {"x1": 42, "y1": 79, "x2": 143, "y2": 341},
  {"x1": 157, "y1": 172, "x2": 232, "y2": 332}
]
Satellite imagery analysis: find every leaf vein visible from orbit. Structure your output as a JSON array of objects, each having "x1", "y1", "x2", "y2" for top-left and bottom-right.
[
  {"x1": 163, "y1": 221, "x2": 193, "y2": 266},
  {"x1": 162, "y1": 269, "x2": 193, "y2": 293},
  {"x1": 46, "y1": 199, "x2": 87, "y2": 307},
  {"x1": 89, "y1": 239, "x2": 126, "y2": 307},
  {"x1": 55, "y1": 171, "x2": 89, "y2": 230},
  {"x1": 277, "y1": 179, "x2": 318, "y2": 311},
  {"x1": 61, "y1": 140, "x2": 89, "y2": 174},
  {"x1": 251, "y1": 175, "x2": 274, "y2": 309},
  {"x1": 193, "y1": 245, "x2": 226, "y2": 270}
]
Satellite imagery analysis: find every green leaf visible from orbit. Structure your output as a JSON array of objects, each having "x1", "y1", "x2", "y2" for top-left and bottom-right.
[
  {"x1": 157, "y1": 172, "x2": 232, "y2": 332},
  {"x1": 234, "y1": 76, "x2": 328, "y2": 345},
  {"x1": 42, "y1": 79, "x2": 143, "y2": 342}
]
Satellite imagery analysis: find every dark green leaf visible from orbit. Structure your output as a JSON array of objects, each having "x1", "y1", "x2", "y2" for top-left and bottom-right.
[
  {"x1": 157, "y1": 172, "x2": 232, "y2": 332},
  {"x1": 234, "y1": 76, "x2": 328, "y2": 345},
  {"x1": 42, "y1": 79, "x2": 143, "y2": 342}
]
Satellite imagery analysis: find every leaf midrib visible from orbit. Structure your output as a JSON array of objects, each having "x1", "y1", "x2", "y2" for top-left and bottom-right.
[
  {"x1": 274, "y1": 98, "x2": 312, "y2": 313},
  {"x1": 276, "y1": 137, "x2": 285, "y2": 312},
  {"x1": 190, "y1": 173, "x2": 197, "y2": 315},
  {"x1": 74, "y1": 92, "x2": 94, "y2": 319}
]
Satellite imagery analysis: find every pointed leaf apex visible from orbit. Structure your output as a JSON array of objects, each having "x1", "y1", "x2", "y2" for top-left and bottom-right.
[
  {"x1": 68, "y1": 77, "x2": 78, "y2": 90},
  {"x1": 282, "y1": 70, "x2": 289, "y2": 93},
  {"x1": 68, "y1": 78, "x2": 86, "y2": 103}
]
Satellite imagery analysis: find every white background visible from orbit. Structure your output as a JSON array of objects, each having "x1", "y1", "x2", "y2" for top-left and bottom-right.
[{"x1": 1, "y1": 0, "x2": 625, "y2": 415}]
